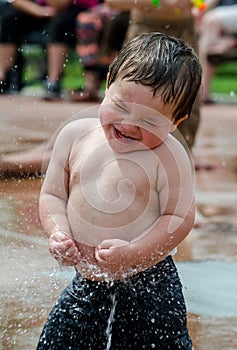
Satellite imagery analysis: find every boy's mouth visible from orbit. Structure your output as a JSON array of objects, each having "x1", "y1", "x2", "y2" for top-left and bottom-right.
[{"x1": 114, "y1": 127, "x2": 137, "y2": 141}]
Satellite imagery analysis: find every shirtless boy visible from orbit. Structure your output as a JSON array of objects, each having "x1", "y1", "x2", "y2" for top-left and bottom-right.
[{"x1": 37, "y1": 32, "x2": 201, "y2": 349}]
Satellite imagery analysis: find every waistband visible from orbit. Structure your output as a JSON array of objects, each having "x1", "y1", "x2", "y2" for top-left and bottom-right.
[{"x1": 74, "y1": 255, "x2": 175, "y2": 290}]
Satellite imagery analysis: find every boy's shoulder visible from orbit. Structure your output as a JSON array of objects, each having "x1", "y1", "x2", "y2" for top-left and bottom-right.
[
  {"x1": 52, "y1": 117, "x2": 101, "y2": 152},
  {"x1": 62, "y1": 117, "x2": 100, "y2": 131},
  {"x1": 154, "y1": 134, "x2": 192, "y2": 164},
  {"x1": 58, "y1": 117, "x2": 100, "y2": 139}
]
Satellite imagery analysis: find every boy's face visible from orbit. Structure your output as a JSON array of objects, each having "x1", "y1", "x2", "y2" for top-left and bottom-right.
[{"x1": 99, "y1": 80, "x2": 176, "y2": 153}]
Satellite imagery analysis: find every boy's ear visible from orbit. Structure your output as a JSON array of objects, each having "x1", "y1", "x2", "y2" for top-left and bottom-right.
[
  {"x1": 174, "y1": 114, "x2": 189, "y2": 127},
  {"x1": 169, "y1": 123, "x2": 177, "y2": 132}
]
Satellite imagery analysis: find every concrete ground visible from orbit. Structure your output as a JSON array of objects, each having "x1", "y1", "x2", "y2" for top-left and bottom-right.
[{"x1": 0, "y1": 94, "x2": 237, "y2": 349}]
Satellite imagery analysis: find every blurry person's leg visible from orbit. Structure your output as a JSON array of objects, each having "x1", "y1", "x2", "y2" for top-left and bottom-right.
[
  {"x1": 0, "y1": 5, "x2": 22, "y2": 92},
  {"x1": 44, "y1": 5, "x2": 86, "y2": 101},
  {"x1": 199, "y1": 7, "x2": 237, "y2": 103},
  {"x1": 0, "y1": 4, "x2": 49, "y2": 93},
  {"x1": 0, "y1": 6, "x2": 28, "y2": 93},
  {"x1": 0, "y1": 44, "x2": 16, "y2": 93},
  {"x1": 44, "y1": 43, "x2": 70, "y2": 100},
  {"x1": 198, "y1": 10, "x2": 222, "y2": 103},
  {"x1": 200, "y1": 59, "x2": 217, "y2": 104},
  {"x1": 199, "y1": 6, "x2": 237, "y2": 56},
  {"x1": 70, "y1": 9, "x2": 104, "y2": 102},
  {"x1": 70, "y1": 10, "x2": 129, "y2": 102}
]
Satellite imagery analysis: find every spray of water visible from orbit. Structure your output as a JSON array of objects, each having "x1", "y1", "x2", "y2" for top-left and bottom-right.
[{"x1": 105, "y1": 291, "x2": 117, "y2": 350}]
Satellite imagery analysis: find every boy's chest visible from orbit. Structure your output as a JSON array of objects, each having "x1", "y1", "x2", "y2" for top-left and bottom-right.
[
  {"x1": 69, "y1": 137, "x2": 158, "y2": 199},
  {"x1": 67, "y1": 136, "x2": 161, "y2": 239}
]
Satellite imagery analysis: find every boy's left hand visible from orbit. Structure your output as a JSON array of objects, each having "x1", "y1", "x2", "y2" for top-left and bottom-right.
[{"x1": 95, "y1": 239, "x2": 132, "y2": 276}]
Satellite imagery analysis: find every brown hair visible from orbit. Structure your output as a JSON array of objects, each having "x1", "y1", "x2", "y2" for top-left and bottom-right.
[{"x1": 107, "y1": 32, "x2": 202, "y2": 123}]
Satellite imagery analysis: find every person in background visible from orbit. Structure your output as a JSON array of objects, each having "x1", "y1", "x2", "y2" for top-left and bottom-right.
[
  {"x1": 195, "y1": 0, "x2": 237, "y2": 103},
  {"x1": 0, "y1": 0, "x2": 99, "y2": 99},
  {"x1": 0, "y1": 0, "x2": 54, "y2": 93},
  {"x1": 69, "y1": 4, "x2": 129, "y2": 102},
  {"x1": 36, "y1": 32, "x2": 201, "y2": 349}
]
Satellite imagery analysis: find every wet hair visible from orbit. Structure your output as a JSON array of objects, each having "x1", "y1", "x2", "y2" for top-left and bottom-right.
[{"x1": 107, "y1": 32, "x2": 202, "y2": 123}]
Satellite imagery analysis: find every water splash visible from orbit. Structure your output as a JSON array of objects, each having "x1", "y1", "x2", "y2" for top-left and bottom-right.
[{"x1": 105, "y1": 291, "x2": 117, "y2": 350}]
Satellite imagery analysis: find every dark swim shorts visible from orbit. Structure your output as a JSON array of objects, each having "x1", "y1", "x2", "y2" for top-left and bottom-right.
[{"x1": 36, "y1": 255, "x2": 193, "y2": 349}]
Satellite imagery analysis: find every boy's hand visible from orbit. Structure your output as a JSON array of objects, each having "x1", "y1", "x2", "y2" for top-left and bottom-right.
[
  {"x1": 48, "y1": 231, "x2": 80, "y2": 266},
  {"x1": 95, "y1": 239, "x2": 132, "y2": 276}
]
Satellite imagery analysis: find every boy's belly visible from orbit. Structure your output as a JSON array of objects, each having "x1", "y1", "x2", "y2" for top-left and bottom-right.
[{"x1": 67, "y1": 186, "x2": 159, "y2": 247}]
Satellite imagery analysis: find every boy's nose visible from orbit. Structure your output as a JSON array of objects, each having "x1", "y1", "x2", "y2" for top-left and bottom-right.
[{"x1": 121, "y1": 123, "x2": 138, "y2": 133}]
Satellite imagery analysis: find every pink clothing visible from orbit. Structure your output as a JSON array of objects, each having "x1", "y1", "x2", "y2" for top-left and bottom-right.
[
  {"x1": 35, "y1": 0, "x2": 47, "y2": 5},
  {"x1": 72, "y1": 0, "x2": 98, "y2": 7},
  {"x1": 36, "y1": 0, "x2": 98, "y2": 8}
]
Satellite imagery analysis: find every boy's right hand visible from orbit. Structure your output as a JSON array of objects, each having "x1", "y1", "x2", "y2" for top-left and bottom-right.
[{"x1": 48, "y1": 231, "x2": 81, "y2": 266}]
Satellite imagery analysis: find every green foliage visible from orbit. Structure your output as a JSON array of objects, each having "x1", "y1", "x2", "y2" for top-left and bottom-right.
[
  {"x1": 22, "y1": 49, "x2": 85, "y2": 90},
  {"x1": 61, "y1": 52, "x2": 85, "y2": 89},
  {"x1": 212, "y1": 62, "x2": 237, "y2": 95}
]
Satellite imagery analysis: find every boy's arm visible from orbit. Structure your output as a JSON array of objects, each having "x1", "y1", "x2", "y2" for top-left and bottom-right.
[
  {"x1": 39, "y1": 122, "x2": 81, "y2": 265},
  {"x1": 131, "y1": 138, "x2": 195, "y2": 261},
  {"x1": 96, "y1": 138, "x2": 195, "y2": 277},
  {"x1": 39, "y1": 118, "x2": 98, "y2": 236},
  {"x1": 39, "y1": 126, "x2": 72, "y2": 237}
]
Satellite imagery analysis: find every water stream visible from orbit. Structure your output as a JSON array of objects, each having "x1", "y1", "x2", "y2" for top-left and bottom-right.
[{"x1": 105, "y1": 292, "x2": 117, "y2": 350}]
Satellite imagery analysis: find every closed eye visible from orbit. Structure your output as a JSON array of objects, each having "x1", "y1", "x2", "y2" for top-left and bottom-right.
[
  {"x1": 143, "y1": 119, "x2": 157, "y2": 127},
  {"x1": 114, "y1": 101, "x2": 128, "y2": 113}
]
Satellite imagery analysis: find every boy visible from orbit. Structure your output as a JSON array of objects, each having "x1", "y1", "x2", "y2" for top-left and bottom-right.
[{"x1": 37, "y1": 32, "x2": 201, "y2": 349}]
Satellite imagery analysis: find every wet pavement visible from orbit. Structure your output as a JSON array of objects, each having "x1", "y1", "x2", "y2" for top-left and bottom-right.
[{"x1": 0, "y1": 95, "x2": 237, "y2": 349}]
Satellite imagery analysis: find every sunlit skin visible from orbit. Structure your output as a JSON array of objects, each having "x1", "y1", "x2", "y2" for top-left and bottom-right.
[{"x1": 39, "y1": 80, "x2": 195, "y2": 281}]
